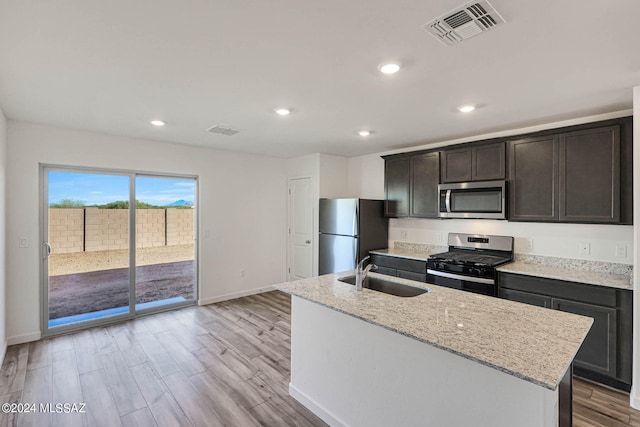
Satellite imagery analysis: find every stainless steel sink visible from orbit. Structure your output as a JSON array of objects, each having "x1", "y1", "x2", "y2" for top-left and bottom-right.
[{"x1": 338, "y1": 275, "x2": 429, "y2": 297}]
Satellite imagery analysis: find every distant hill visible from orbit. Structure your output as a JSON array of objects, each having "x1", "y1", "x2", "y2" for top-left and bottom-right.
[{"x1": 166, "y1": 199, "x2": 194, "y2": 207}]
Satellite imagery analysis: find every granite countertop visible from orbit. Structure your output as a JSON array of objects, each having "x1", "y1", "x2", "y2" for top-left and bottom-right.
[
  {"x1": 497, "y1": 262, "x2": 633, "y2": 290},
  {"x1": 372, "y1": 246, "x2": 633, "y2": 290},
  {"x1": 275, "y1": 272, "x2": 592, "y2": 391},
  {"x1": 369, "y1": 248, "x2": 435, "y2": 262}
]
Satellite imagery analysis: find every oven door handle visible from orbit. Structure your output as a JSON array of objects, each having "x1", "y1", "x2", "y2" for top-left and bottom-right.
[{"x1": 427, "y1": 269, "x2": 494, "y2": 285}]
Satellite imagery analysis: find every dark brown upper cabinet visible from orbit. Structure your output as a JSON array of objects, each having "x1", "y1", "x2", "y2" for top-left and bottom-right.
[
  {"x1": 472, "y1": 142, "x2": 506, "y2": 181},
  {"x1": 384, "y1": 156, "x2": 410, "y2": 217},
  {"x1": 509, "y1": 124, "x2": 621, "y2": 223},
  {"x1": 558, "y1": 126, "x2": 620, "y2": 223},
  {"x1": 441, "y1": 142, "x2": 506, "y2": 183},
  {"x1": 440, "y1": 147, "x2": 471, "y2": 183},
  {"x1": 508, "y1": 135, "x2": 559, "y2": 221},
  {"x1": 410, "y1": 152, "x2": 440, "y2": 218}
]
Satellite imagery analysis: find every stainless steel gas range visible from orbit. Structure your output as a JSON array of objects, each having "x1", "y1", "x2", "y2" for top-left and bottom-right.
[{"x1": 426, "y1": 233, "x2": 514, "y2": 296}]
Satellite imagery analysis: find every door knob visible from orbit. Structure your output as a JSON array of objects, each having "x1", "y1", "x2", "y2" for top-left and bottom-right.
[{"x1": 305, "y1": 240, "x2": 311, "y2": 244}]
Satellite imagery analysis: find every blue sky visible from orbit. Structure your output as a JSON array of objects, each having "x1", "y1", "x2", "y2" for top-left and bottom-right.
[{"x1": 48, "y1": 171, "x2": 195, "y2": 206}]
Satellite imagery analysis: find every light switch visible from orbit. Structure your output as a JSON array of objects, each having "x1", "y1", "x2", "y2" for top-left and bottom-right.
[{"x1": 18, "y1": 237, "x2": 28, "y2": 248}]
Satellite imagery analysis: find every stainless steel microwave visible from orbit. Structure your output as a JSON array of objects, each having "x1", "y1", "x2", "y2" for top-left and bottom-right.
[{"x1": 438, "y1": 180, "x2": 507, "y2": 219}]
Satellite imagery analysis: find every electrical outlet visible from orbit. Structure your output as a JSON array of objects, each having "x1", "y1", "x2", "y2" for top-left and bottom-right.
[
  {"x1": 437, "y1": 232, "x2": 443, "y2": 243},
  {"x1": 580, "y1": 242, "x2": 591, "y2": 255},
  {"x1": 400, "y1": 230, "x2": 408, "y2": 239},
  {"x1": 240, "y1": 269, "x2": 245, "y2": 278},
  {"x1": 615, "y1": 245, "x2": 627, "y2": 258},
  {"x1": 525, "y1": 238, "x2": 533, "y2": 251}
]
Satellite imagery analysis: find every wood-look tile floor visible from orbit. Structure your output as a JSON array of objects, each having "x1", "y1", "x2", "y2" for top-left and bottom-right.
[{"x1": 0, "y1": 290, "x2": 637, "y2": 427}]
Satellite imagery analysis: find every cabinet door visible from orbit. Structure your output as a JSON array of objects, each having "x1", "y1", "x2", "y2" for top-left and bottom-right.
[
  {"x1": 499, "y1": 288, "x2": 551, "y2": 308},
  {"x1": 559, "y1": 126, "x2": 620, "y2": 223},
  {"x1": 375, "y1": 266, "x2": 397, "y2": 277},
  {"x1": 472, "y1": 142, "x2": 505, "y2": 181},
  {"x1": 397, "y1": 270, "x2": 427, "y2": 282},
  {"x1": 440, "y1": 148, "x2": 471, "y2": 183},
  {"x1": 552, "y1": 298, "x2": 617, "y2": 378},
  {"x1": 508, "y1": 136, "x2": 559, "y2": 221},
  {"x1": 384, "y1": 157, "x2": 410, "y2": 217},
  {"x1": 410, "y1": 152, "x2": 440, "y2": 218}
]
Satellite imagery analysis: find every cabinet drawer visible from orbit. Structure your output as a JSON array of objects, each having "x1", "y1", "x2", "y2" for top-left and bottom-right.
[
  {"x1": 375, "y1": 266, "x2": 397, "y2": 277},
  {"x1": 500, "y1": 288, "x2": 551, "y2": 308},
  {"x1": 370, "y1": 254, "x2": 426, "y2": 274},
  {"x1": 498, "y1": 273, "x2": 617, "y2": 307},
  {"x1": 397, "y1": 270, "x2": 427, "y2": 282}
]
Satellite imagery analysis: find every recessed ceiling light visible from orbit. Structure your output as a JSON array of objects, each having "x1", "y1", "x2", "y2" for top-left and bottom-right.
[
  {"x1": 379, "y1": 63, "x2": 400, "y2": 74},
  {"x1": 358, "y1": 130, "x2": 372, "y2": 137},
  {"x1": 458, "y1": 105, "x2": 476, "y2": 113},
  {"x1": 150, "y1": 120, "x2": 166, "y2": 126},
  {"x1": 275, "y1": 108, "x2": 291, "y2": 116}
]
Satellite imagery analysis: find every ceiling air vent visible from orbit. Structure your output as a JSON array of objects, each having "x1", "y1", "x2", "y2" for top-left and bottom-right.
[
  {"x1": 423, "y1": 0, "x2": 506, "y2": 47},
  {"x1": 206, "y1": 125, "x2": 239, "y2": 136}
]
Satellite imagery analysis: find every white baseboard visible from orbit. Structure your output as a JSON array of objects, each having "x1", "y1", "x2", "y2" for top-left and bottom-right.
[
  {"x1": 0, "y1": 340, "x2": 6, "y2": 367},
  {"x1": 289, "y1": 382, "x2": 346, "y2": 427},
  {"x1": 198, "y1": 285, "x2": 275, "y2": 306},
  {"x1": 630, "y1": 388, "x2": 640, "y2": 410},
  {"x1": 7, "y1": 331, "x2": 41, "y2": 346}
]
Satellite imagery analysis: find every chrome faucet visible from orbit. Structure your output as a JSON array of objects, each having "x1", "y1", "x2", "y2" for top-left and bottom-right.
[{"x1": 355, "y1": 256, "x2": 377, "y2": 291}]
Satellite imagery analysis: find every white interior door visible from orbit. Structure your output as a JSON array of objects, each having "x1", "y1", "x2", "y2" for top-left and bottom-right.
[{"x1": 288, "y1": 177, "x2": 313, "y2": 280}]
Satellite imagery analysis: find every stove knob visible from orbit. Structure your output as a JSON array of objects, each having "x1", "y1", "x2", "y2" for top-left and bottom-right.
[{"x1": 437, "y1": 262, "x2": 446, "y2": 270}]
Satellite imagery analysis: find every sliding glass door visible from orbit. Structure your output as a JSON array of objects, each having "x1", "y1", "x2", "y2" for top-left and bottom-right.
[
  {"x1": 42, "y1": 167, "x2": 197, "y2": 336},
  {"x1": 134, "y1": 176, "x2": 196, "y2": 312}
]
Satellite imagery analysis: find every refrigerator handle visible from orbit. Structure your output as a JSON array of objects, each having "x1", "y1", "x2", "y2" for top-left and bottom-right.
[
  {"x1": 352, "y1": 237, "x2": 358, "y2": 267},
  {"x1": 352, "y1": 202, "x2": 358, "y2": 236}
]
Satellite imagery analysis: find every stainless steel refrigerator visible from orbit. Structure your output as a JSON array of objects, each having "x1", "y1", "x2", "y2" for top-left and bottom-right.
[{"x1": 319, "y1": 198, "x2": 388, "y2": 275}]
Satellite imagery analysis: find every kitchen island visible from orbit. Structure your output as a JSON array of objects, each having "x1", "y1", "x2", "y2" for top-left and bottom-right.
[{"x1": 275, "y1": 272, "x2": 593, "y2": 427}]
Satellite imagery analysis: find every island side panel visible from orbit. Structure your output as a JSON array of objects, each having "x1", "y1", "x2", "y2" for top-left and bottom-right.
[{"x1": 289, "y1": 296, "x2": 559, "y2": 427}]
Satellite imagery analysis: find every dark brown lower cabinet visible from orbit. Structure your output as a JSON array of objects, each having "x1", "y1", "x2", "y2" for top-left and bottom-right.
[
  {"x1": 499, "y1": 288, "x2": 551, "y2": 308},
  {"x1": 552, "y1": 298, "x2": 617, "y2": 378},
  {"x1": 370, "y1": 253, "x2": 427, "y2": 282},
  {"x1": 498, "y1": 272, "x2": 632, "y2": 391}
]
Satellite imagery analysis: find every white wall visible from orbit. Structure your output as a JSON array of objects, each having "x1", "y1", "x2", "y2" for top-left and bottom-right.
[
  {"x1": 0, "y1": 107, "x2": 7, "y2": 362},
  {"x1": 347, "y1": 153, "x2": 385, "y2": 200},
  {"x1": 318, "y1": 154, "x2": 348, "y2": 198},
  {"x1": 6, "y1": 121, "x2": 288, "y2": 344},
  {"x1": 347, "y1": 113, "x2": 634, "y2": 264}
]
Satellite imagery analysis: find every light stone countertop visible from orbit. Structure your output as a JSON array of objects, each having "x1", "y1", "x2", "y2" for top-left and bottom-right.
[
  {"x1": 369, "y1": 248, "x2": 435, "y2": 262},
  {"x1": 371, "y1": 246, "x2": 633, "y2": 290},
  {"x1": 497, "y1": 261, "x2": 633, "y2": 290},
  {"x1": 275, "y1": 271, "x2": 593, "y2": 391}
]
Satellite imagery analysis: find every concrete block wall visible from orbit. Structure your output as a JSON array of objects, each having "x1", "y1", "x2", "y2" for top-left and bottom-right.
[
  {"x1": 48, "y1": 208, "x2": 194, "y2": 253},
  {"x1": 84, "y1": 208, "x2": 129, "y2": 252},
  {"x1": 167, "y1": 208, "x2": 194, "y2": 246},
  {"x1": 48, "y1": 208, "x2": 84, "y2": 253},
  {"x1": 136, "y1": 209, "x2": 165, "y2": 248}
]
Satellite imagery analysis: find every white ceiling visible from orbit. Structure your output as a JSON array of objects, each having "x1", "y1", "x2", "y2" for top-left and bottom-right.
[{"x1": 0, "y1": 0, "x2": 638, "y2": 158}]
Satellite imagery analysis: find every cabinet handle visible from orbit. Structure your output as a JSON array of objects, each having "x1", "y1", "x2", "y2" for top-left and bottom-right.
[{"x1": 305, "y1": 240, "x2": 311, "y2": 244}]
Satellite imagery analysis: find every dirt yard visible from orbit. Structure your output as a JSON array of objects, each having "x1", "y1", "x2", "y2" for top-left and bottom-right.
[
  {"x1": 48, "y1": 244, "x2": 195, "y2": 276},
  {"x1": 48, "y1": 245, "x2": 196, "y2": 320}
]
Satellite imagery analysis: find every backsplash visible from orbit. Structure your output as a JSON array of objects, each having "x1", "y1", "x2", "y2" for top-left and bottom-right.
[
  {"x1": 393, "y1": 241, "x2": 447, "y2": 253},
  {"x1": 514, "y1": 253, "x2": 633, "y2": 277}
]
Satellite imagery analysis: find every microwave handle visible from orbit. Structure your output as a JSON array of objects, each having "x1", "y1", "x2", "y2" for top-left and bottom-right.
[{"x1": 445, "y1": 190, "x2": 451, "y2": 212}]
